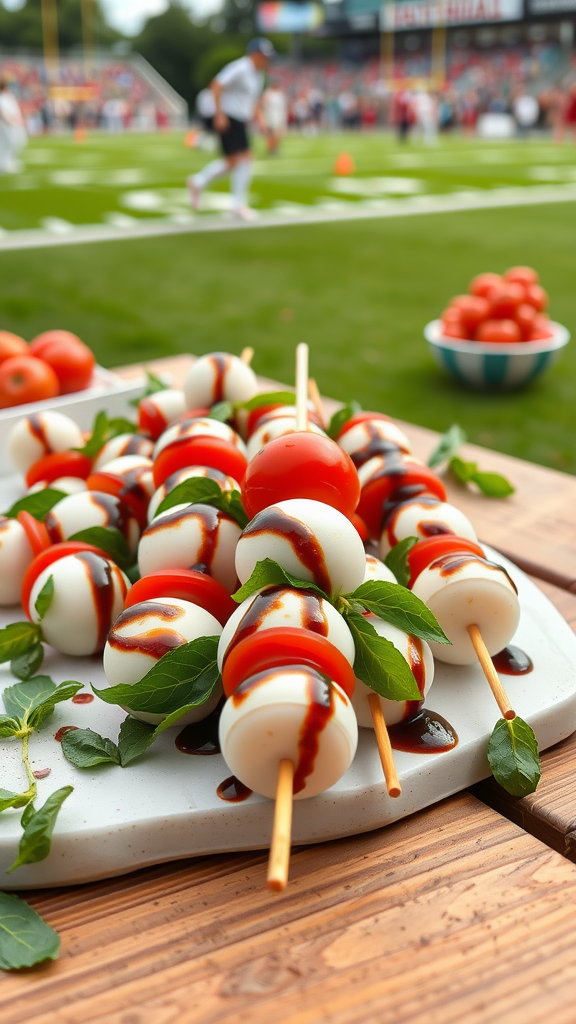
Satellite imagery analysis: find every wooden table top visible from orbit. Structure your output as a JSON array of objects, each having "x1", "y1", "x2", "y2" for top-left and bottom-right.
[{"x1": 5, "y1": 354, "x2": 576, "y2": 1022}]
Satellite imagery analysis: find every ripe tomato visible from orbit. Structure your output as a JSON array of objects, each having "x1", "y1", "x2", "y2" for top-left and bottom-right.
[
  {"x1": 222, "y1": 627, "x2": 356, "y2": 698},
  {"x1": 357, "y1": 464, "x2": 447, "y2": 539},
  {"x1": 0, "y1": 331, "x2": 28, "y2": 363},
  {"x1": 241, "y1": 433, "x2": 360, "y2": 521},
  {"x1": 29, "y1": 329, "x2": 84, "y2": 357},
  {"x1": 470, "y1": 272, "x2": 502, "y2": 298},
  {"x1": 528, "y1": 315, "x2": 554, "y2": 341},
  {"x1": 504, "y1": 266, "x2": 539, "y2": 287},
  {"x1": 21, "y1": 541, "x2": 108, "y2": 618},
  {"x1": 0, "y1": 355, "x2": 59, "y2": 408},
  {"x1": 407, "y1": 536, "x2": 485, "y2": 589},
  {"x1": 153, "y1": 436, "x2": 248, "y2": 489},
  {"x1": 441, "y1": 307, "x2": 464, "y2": 327},
  {"x1": 523, "y1": 284, "x2": 548, "y2": 312},
  {"x1": 124, "y1": 569, "x2": 237, "y2": 625},
  {"x1": 336, "y1": 411, "x2": 392, "y2": 440},
  {"x1": 476, "y1": 319, "x2": 521, "y2": 344},
  {"x1": 442, "y1": 322, "x2": 468, "y2": 340},
  {"x1": 449, "y1": 296, "x2": 489, "y2": 334},
  {"x1": 245, "y1": 403, "x2": 286, "y2": 438},
  {"x1": 352, "y1": 512, "x2": 368, "y2": 542},
  {"x1": 486, "y1": 283, "x2": 525, "y2": 319},
  {"x1": 35, "y1": 338, "x2": 95, "y2": 394},
  {"x1": 25, "y1": 451, "x2": 93, "y2": 489},
  {"x1": 16, "y1": 511, "x2": 51, "y2": 557},
  {"x1": 515, "y1": 303, "x2": 537, "y2": 340}
]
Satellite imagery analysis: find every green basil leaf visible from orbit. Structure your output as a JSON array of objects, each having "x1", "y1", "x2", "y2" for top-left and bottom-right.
[
  {"x1": 3, "y1": 676, "x2": 55, "y2": 723},
  {"x1": 0, "y1": 622, "x2": 42, "y2": 665},
  {"x1": 348, "y1": 581, "x2": 450, "y2": 645},
  {"x1": 327, "y1": 400, "x2": 362, "y2": 440},
  {"x1": 125, "y1": 563, "x2": 141, "y2": 584},
  {"x1": 106, "y1": 417, "x2": 138, "y2": 437},
  {"x1": 129, "y1": 369, "x2": 167, "y2": 406},
  {"x1": 384, "y1": 536, "x2": 418, "y2": 589},
  {"x1": 10, "y1": 644, "x2": 44, "y2": 681},
  {"x1": 61, "y1": 728, "x2": 120, "y2": 768},
  {"x1": 0, "y1": 788, "x2": 33, "y2": 814},
  {"x1": 0, "y1": 891, "x2": 60, "y2": 969},
  {"x1": 69, "y1": 526, "x2": 133, "y2": 570},
  {"x1": 27, "y1": 680, "x2": 84, "y2": 731},
  {"x1": 155, "y1": 479, "x2": 248, "y2": 529},
  {"x1": 237, "y1": 390, "x2": 296, "y2": 412},
  {"x1": 151, "y1": 703, "x2": 203, "y2": 736},
  {"x1": 4, "y1": 489, "x2": 66, "y2": 522},
  {"x1": 487, "y1": 717, "x2": 541, "y2": 797},
  {"x1": 6, "y1": 786, "x2": 74, "y2": 873},
  {"x1": 225, "y1": 490, "x2": 249, "y2": 529},
  {"x1": 93, "y1": 635, "x2": 220, "y2": 715},
  {"x1": 20, "y1": 802, "x2": 36, "y2": 830},
  {"x1": 118, "y1": 716, "x2": 156, "y2": 766},
  {"x1": 209, "y1": 401, "x2": 234, "y2": 422},
  {"x1": 76, "y1": 410, "x2": 109, "y2": 459},
  {"x1": 232, "y1": 558, "x2": 329, "y2": 604},
  {"x1": 34, "y1": 575, "x2": 54, "y2": 621},
  {"x1": 427, "y1": 424, "x2": 466, "y2": 469},
  {"x1": 470, "y1": 471, "x2": 515, "y2": 498},
  {"x1": 0, "y1": 717, "x2": 20, "y2": 738},
  {"x1": 343, "y1": 609, "x2": 421, "y2": 701},
  {"x1": 449, "y1": 456, "x2": 476, "y2": 485}
]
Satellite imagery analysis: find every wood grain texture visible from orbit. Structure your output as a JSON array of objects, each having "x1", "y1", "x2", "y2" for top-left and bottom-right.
[{"x1": 4, "y1": 794, "x2": 576, "y2": 1024}]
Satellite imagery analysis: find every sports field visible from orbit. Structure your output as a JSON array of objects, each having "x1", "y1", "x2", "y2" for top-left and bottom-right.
[{"x1": 1, "y1": 131, "x2": 576, "y2": 473}]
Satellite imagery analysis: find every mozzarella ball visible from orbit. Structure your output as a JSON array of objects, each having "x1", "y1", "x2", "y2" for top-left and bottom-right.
[
  {"x1": 103, "y1": 597, "x2": 223, "y2": 725},
  {"x1": 28, "y1": 477, "x2": 87, "y2": 496},
  {"x1": 363, "y1": 554, "x2": 397, "y2": 585},
  {"x1": 138, "y1": 502, "x2": 241, "y2": 592},
  {"x1": 45, "y1": 490, "x2": 141, "y2": 552},
  {"x1": 219, "y1": 667, "x2": 358, "y2": 799},
  {"x1": 412, "y1": 553, "x2": 520, "y2": 664},
  {"x1": 96, "y1": 455, "x2": 155, "y2": 500},
  {"x1": 235, "y1": 498, "x2": 365, "y2": 597},
  {"x1": 138, "y1": 388, "x2": 187, "y2": 438},
  {"x1": 29, "y1": 552, "x2": 129, "y2": 655},
  {"x1": 217, "y1": 585, "x2": 356, "y2": 670},
  {"x1": 247, "y1": 417, "x2": 327, "y2": 461},
  {"x1": 183, "y1": 353, "x2": 257, "y2": 409},
  {"x1": 0, "y1": 516, "x2": 34, "y2": 604},
  {"x1": 379, "y1": 498, "x2": 477, "y2": 558},
  {"x1": 338, "y1": 418, "x2": 412, "y2": 465},
  {"x1": 93, "y1": 434, "x2": 153, "y2": 471},
  {"x1": 351, "y1": 615, "x2": 434, "y2": 727},
  {"x1": 147, "y1": 466, "x2": 240, "y2": 523},
  {"x1": 153, "y1": 417, "x2": 247, "y2": 460},
  {"x1": 8, "y1": 412, "x2": 84, "y2": 475}
]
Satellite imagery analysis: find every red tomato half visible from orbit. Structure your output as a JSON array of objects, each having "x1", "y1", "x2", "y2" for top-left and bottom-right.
[
  {"x1": 25, "y1": 451, "x2": 93, "y2": 489},
  {"x1": 524, "y1": 284, "x2": 548, "y2": 312},
  {"x1": 242, "y1": 432, "x2": 360, "y2": 521},
  {"x1": 21, "y1": 541, "x2": 109, "y2": 618},
  {"x1": 407, "y1": 535, "x2": 485, "y2": 589},
  {"x1": 17, "y1": 511, "x2": 51, "y2": 557},
  {"x1": 87, "y1": 470, "x2": 149, "y2": 527},
  {"x1": 470, "y1": 272, "x2": 502, "y2": 298},
  {"x1": 137, "y1": 398, "x2": 169, "y2": 441},
  {"x1": 357, "y1": 465, "x2": 447, "y2": 540},
  {"x1": 153, "y1": 436, "x2": 248, "y2": 489},
  {"x1": 36, "y1": 338, "x2": 95, "y2": 395},
  {"x1": 476, "y1": 319, "x2": 521, "y2": 344},
  {"x1": 504, "y1": 266, "x2": 539, "y2": 287},
  {"x1": 245, "y1": 403, "x2": 285, "y2": 438},
  {"x1": 124, "y1": 569, "x2": 237, "y2": 625},
  {"x1": 222, "y1": 627, "x2": 356, "y2": 698},
  {"x1": 352, "y1": 512, "x2": 368, "y2": 542},
  {"x1": 336, "y1": 411, "x2": 392, "y2": 440}
]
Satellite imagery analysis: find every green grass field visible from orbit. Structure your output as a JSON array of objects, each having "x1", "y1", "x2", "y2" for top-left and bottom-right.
[{"x1": 1, "y1": 131, "x2": 576, "y2": 474}]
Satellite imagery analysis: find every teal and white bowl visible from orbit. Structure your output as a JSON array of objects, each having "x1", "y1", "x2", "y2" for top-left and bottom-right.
[{"x1": 424, "y1": 319, "x2": 570, "y2": 391}]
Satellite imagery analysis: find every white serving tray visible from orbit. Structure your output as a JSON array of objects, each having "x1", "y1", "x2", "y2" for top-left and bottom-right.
[{"x1": 0, "y1": 530, "x2": 574, "y2": 888}]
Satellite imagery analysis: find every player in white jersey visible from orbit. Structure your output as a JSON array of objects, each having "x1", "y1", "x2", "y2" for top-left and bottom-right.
[
  {"x1": 187, "y1": 38, "x2": 274, "y2": 222},
  {"x1": 0, "y1": 80, "x2": 26, "y2": 174}
]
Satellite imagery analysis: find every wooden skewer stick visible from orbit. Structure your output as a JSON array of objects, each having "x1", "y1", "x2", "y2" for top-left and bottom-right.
[
  {"x1": 295, "y1": 343, "x2": 310, "y2": 433},
  {"x1": 467, "y1": 624, "x2": 516, "y2": 721},
  {"x1": 368, "y1": 693, "x2": 402, "y2": 798},
  {"x1": 267, "y1": 758, "x2": 294, "y2": 892},
  {"x1": 240, "y1": 347, "x2": 254, "y2": 365},
  {"x1": 307, "y1": 378, "x2": 326, "y2": 430}
]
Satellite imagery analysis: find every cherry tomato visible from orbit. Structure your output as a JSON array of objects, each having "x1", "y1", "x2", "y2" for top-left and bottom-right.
[
  {"x1": 441, "y1": 307, "x2": 465, "y2": 329},
  {"x1": 87, "y1": 470, "x2": 149, "y2": 527},
  {"x1": 17, "y1": 511, "x2": 51, "y2": 557},
  {"x1": 476, "y1": 319, "x2": 521, "y2": 344},
  {"x1": 0, "y1": 331, "x2": 28, "y2": 363},
  {"x1": 124, "y1": 569, "x2": 237, "y2": 625},
  {"x1": 242, "y1": 433, "x2": 360, "y2": 521},
  {"x1": 449, "y1": 295, "x2": 489, "y2": 334},
  {"x1": 523, "y1": 284, "x2": 548, "y2": 312},
  {"x1": 352, "y1": 512, "x2": 368, "y2": 542},
  {"x1": 442, "y1": 322, "x2": 468, "y2": 340},
  {"x1": 407, "y1": 535, "x2": 485, "y2": 589},
  {"x1": 153, "y1": 436, "x2": 248, "y2": 489},
  {"x1": 25, "y1": 451, "x2": 93, "y2": 489},
  {"x1": 528, "y1": 316, "x2": 555, "y2": 341},
  {"x1": 515, "y1": 303, "x2": 537, "y2": 340},
  {"x1": 245, "y1": 403, "x2": 286, "y2": 438},
  {"x1": 336, "y1": 411, "x2": 392, "y2": 441},
  {"x1": 504, "y1": 266, "x2": 539, "y2": 287},
  {"x1": 486, "y1": 283, "x2": 525, "y2": 319},
  {"x1": 21, "y1": 541, "x2": 108, "y2": 618},
  {"x1": 222, "y1": 627, "x2": 356, "y2": 699},
  {"x1": 0, "y1": 356, "x2": 59, "y2": 408},
  {"x1": 357, "y1": 464, "x2": 447, "y2": 539},
  {"x1": 470, "y1": 272, "x2": 502, "y2": 298},
  {"x1": 35, "y1": 337, "x2": 95, "y2": 395}
]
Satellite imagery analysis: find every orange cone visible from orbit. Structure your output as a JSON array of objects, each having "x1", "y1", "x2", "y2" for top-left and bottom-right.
[
  {"x1": 334, "y1": 152, "x2": 355, "y2": 175},
  {"x1": 185, "y1": 130, "x2": 198, "y2": 148},
  {"x1": 74, "y1": 127, "x2": 86, "y2": 143}
]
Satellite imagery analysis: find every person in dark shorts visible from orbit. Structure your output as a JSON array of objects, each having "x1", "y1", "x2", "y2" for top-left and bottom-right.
[{"x1": 188, "y1": 38, "x2": 275, "y2": 221}]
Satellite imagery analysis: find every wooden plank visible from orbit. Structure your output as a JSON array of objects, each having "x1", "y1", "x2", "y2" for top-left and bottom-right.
[{"x1": 3, "y1": 794, "x2": 576, "y2": 1024}]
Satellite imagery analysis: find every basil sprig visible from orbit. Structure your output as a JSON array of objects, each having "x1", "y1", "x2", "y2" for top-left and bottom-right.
[
  {"x1": 61, "y1": 709, "x2": 191, "y2": 771},
  {"x1": 76, "y1": 410, "x2": 140, "y2": 458},
  {"x1": 34, "y1": 576, "x2": 54, "y2": 621},
  {"x1": 346, "y1": 581, "x2": 450, "y2": 645},
  {"x1": 384, "y1": 536, "x2": 418, "y2": 589},
  {"x1": 0, "y1": 622, "x2": 42, "y2": 665},
  {"x1": 3, "y1": 489, "x2": 66, "y2": 522},
  {"x1": 427, "y1": 423, "x2": 466, "y2": 469},
  {"x1": 238, "y1": 390, "x2": 296, "y2": 413},
  {"x1": 155, "y1": 477, "x2": 248, "y2": 529},
  {"x1": 0, "y1": 892, "x2": 60, "y2": 970},
  {"x1": 69, "y1": 526, "x2": 133, "y2": 570},
  {"x1": 428, "y1": 424, "x2": 514, "y2": 498},
  {"x1": 233, "y1": 558, "x2": 328, "y2": 604},
  {"x1": 327, "y1": 400, "x2": 362, "y2": 440},
  {"x1": 341, "y1": 609, "x2": 421, "y2": 701},
  {"x1": 129, "y1": 368, "x2": 167, "y2": 407},
  {"x1": 487, "y1": 717, "x2": 541, "y2": 796}
]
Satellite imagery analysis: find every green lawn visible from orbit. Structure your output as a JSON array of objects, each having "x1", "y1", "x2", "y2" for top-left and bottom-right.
[{"x1": 1, "y1": 132, "x2": 576, "y2": 474}]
